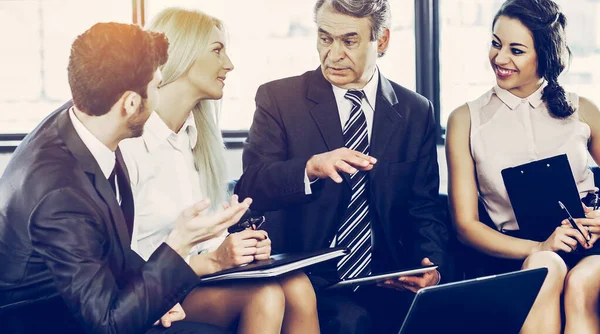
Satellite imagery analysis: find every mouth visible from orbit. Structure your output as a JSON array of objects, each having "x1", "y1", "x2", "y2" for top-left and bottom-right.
[
  {"x1": 495, "y1": 65, "x2": 518, "y2": 79},
  {"x1": 217, "y1": 76, "x2": 226, "y2": 85},
  {"x1": 326, "y1": 66, "x2": 350, "y2": 75}
]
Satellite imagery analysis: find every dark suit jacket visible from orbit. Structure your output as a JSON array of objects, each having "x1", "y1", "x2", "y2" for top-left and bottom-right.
[
  {"x1": 0, "y1": 102, "x2": 198, "y2": 333},
  {"x1": 235, "y1": 68, "x2": 450, "y2": 281}
]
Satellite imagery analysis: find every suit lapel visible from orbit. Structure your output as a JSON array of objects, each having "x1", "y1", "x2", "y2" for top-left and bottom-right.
[
  {"x1": 306, "y1": 68, "x2": 352, "y2": 186},
  {"x1": 369, "y1": 73, "x2": 403, "y2": 167},
  {"x1": 56, "y1": 106, "x2": 132, "y2": 256}
]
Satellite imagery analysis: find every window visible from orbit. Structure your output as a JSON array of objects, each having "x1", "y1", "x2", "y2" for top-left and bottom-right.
[
  {"x1": 439, "y1": 0, "x2": 600, "y2": 128},
  {"x1": 0, "y1": 0, "x2": 131, "y2": 134},
  {"x1": 0, "y1": 0, "x2": 415, "y2": 135},
  {"x1": 146, "y1": 0, "x2": 415, "y2": 130}
]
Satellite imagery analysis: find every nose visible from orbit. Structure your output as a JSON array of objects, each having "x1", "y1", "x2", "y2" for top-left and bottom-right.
[
  {"x1": 494, "y1": 48, "x2": 510, "y2": 65},
  {"x1": 223, "y1": 53, "x2": 234, "y2": 72},
  {"x1": 329, "y1": 40, "x2": 345, "y2": 62}
]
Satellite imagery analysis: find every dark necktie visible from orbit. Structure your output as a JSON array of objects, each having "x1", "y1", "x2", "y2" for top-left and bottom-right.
[
  {"x1": 336, "y1": 89, "x2": 372, "y2": 280},
  {"x1": 109, "y1": 153, "x2": 134, "y2": 238}
]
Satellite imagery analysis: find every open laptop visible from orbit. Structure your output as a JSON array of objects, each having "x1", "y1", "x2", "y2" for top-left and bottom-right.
[{"x1": 398, "y1": 268, "x2": 547, "y2": 334}]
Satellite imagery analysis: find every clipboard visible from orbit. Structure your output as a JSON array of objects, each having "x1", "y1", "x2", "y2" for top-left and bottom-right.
[
  {"x1": 325, "y1": 265, "x2": 438, "y2": 290},
  {"x1": 198, "y1": 247, "x2": 348, "y2": 283},
  {"x1": 501, "y1": 154, "x2": 585, "y2": 242}
]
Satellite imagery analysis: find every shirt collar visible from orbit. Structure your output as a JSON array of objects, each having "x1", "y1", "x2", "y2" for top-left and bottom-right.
[
  {"x1": 68, "y1": 108, "x2": 115, "y2": 179},
  {"x1": 493, "y1": 81, "x2": 547, "y2": 110},
  {"x1": 142, "y1": 111, "x2": 197, "y2": 152},
  {"x1": 331, "y1": 67, "x2": 380, "y2": 110}
]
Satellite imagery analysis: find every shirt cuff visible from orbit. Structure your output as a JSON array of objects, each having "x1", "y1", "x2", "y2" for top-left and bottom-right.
[
  {"x1": 435, "y1": 270, "x2": 442, "y2": 285},
  {"x1": 304, "y1": 169, "x2": 319, "y2": 195}
]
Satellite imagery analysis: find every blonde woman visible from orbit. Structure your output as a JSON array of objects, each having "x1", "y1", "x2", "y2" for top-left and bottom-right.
[{"x1": 120, "y1": 8, "x2": 319, "y2": 334}]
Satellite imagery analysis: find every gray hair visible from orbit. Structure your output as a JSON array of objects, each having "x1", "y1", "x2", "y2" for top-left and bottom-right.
[{"x1": 314, "y1": 0, "x2": 391, "y2": 41}]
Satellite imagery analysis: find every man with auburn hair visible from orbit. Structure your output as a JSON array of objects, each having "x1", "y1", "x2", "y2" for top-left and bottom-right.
[
  {"x1": 0, "y1": 22, "x2": 249, "y2": 334},
  {"x1": 236, "y1": 0, "x2": 450, "y2": 333}
]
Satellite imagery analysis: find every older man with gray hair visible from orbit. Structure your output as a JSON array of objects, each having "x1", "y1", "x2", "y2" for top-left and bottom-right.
[{"x1": 236, "y1": 0, "x2": 450, "y2": 332}]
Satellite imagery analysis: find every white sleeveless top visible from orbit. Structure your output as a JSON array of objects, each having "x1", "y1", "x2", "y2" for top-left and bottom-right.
[{"x1": 468, "y1": 84, "x2": 595, "y2": 232}]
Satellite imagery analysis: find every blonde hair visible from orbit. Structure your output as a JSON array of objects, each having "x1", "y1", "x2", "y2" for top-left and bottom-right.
[{"x1": 146, "y1": 8, "x2": 228, "y2": 211}]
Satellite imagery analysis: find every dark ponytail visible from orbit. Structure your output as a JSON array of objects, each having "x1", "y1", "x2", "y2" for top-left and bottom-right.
[{"x1": 493, "y1": 0, "x2": 574, "y2": 118}]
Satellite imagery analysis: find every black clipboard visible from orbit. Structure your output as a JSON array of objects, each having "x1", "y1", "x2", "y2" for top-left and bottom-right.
[{"x1": 501, "y1": 154, "x2": 585, "y2": 242}]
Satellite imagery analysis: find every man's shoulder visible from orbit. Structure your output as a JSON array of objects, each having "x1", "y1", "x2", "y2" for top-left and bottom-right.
[
  {"x1": 384, "y1": 77, "x2": 431, "y2": 109},
  {"x1": 2, "y1": 105, "x2": 86, "y2": 205}
]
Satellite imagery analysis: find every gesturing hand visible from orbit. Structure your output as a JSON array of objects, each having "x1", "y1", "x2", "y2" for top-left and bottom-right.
[
  {"x1": 167, "y1": 195, "x2": 252, "y2": 257},
  {"x1": 306, "y1": 147, "x2": 377, "y2": 183}
]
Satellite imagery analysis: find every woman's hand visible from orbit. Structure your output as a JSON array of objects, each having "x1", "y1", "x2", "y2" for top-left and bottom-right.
[
  {"x1": 533, "y1": 224, "x2": 591, "y2": 254},
  {"x1": 211, "y1": 228, "x2": 269, "y2": 271},
  {"x1": 253, "y1": 230, "x2": 271, "y2": 261}
]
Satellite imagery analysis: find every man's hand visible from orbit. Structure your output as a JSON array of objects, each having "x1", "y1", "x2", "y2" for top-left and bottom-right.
[
  {"x1": 154, "y1": 303, "x2": 185, "y2": 328},
  {"x1": 377, "y1": 258, "x2": 440, "y2": 293},
  {"x1": 306, "y1": 147, "x2": 377, "y2": 183},
  {"x1": 166, "y1": 195, "x2": 252, "y2": 258},
  {"x1": 209, "y1": 229, "x2": 270, "y2": 271}
]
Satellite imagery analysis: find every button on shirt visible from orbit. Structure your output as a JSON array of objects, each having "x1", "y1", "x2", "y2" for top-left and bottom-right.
[
  {"x1": 120, "y1": 111, "x2": 225, "y2": 260},
  {"x1": 304, "y1": 68, "x2": 380, "y2": 195}
]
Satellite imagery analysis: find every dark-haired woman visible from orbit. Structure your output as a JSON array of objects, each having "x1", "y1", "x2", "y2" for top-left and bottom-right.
[{"x1": 446, "y1": 0, "x2": 600, "y2": 333}]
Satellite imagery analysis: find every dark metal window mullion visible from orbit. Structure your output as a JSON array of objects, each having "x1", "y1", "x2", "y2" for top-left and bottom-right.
[{"x1": 415, "y1": 0, "x2": 442, "y2": 144}]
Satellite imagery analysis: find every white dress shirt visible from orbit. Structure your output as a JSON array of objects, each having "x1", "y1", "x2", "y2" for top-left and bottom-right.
[
  {"x1": 304, "y1": 68, "x2": 380, "y2": 195},
  {"x1": 69, "y1": 108, "x2": 116, "y2": 179},
  {"x1": 120, "y1": 111, "x2": 225, "y2": 260}
]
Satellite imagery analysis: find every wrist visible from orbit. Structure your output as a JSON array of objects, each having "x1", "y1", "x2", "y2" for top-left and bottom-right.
[
  {"x1": 204, "y1": 251, "x2": 223, "y2": 274},
  {"x1": 528, "y1": 241, "x2": 542, "y2": 256},
  {"x1": 305, "y1": 157, "x2": 318, "y2": 181},
  {"x1": 187, "y1": 252, "x2": 222, "y2": 276},
  {"x1": 166, "y1": 229, "x2": 191, "y2": 258}
]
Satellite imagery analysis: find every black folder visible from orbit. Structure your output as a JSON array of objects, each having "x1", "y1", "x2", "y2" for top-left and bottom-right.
[
  {"x1": 501, "y1": 154, "x2": 599, "y2": 255},
  {"x1": 198, "y1": 247, "x2": 348, "y2": 283}
]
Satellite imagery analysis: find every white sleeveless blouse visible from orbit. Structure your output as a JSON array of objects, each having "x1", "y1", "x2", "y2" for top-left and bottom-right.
[{"x1": 468, "y1": 84, "x2": 595, "y2": 232}]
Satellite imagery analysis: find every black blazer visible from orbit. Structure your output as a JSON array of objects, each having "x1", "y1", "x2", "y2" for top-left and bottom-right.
[
  {"x1": 236, "y1": 68, "x2": 450, "y2": 280},
  {"x1": 0, "y1": 102, "x2": 197, "y2": 333}
]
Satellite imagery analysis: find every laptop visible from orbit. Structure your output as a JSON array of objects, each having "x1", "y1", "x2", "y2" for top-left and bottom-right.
[{"x1": 398, "y1": 268, "x2": 548, "y2": 334}]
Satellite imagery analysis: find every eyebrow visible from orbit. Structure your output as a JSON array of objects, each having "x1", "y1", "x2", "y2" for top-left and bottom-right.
[
  {"x1": 493, "y1": 34, "x2": 529, "y2": 48},
  {"x1": 211, "y1": 41, "x2": 224, "y2": 48},
  {"x1": 318, "y1": 28, "x2": 358, "y2": 39}
]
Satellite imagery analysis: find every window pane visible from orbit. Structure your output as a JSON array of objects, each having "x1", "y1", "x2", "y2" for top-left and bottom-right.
[
  {"x1": 146, "y1": 0, "x2": 415, "y2": 130},
  {"x1": 439, "y1": 0, "x2": 600, "y2": 129},
  {"x1": 0, "y1": 0, "x2": 131, "y2": 134}
]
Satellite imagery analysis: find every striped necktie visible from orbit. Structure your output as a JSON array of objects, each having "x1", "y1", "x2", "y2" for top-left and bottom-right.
[{"x1": 337, "y1": 89, "x2": 372, "y2": 280}]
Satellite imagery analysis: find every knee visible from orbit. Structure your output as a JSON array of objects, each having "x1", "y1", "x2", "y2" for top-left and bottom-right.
[
  {"x1": 246, "y1": 282, "x2": 286, "y2": 315},
  {"x1": 564, "y1": 265, "x2": 597, "y2": 304},
  {"x1": 281, "y1": 273, "x2": 317, "y2": 314},
  {"x1": 523, "y1": 251, "x2": 567, "y2": 292}
]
